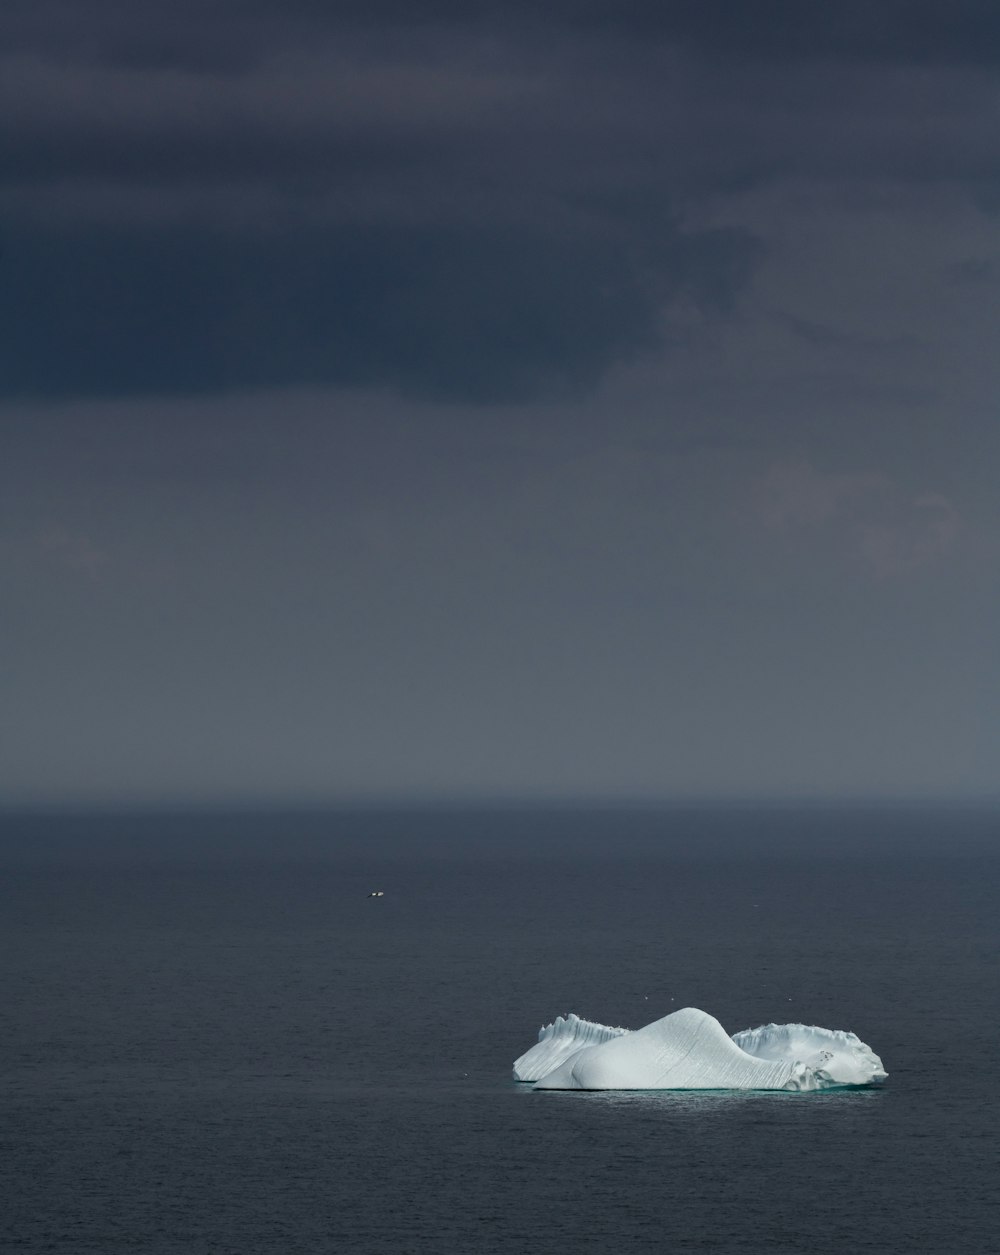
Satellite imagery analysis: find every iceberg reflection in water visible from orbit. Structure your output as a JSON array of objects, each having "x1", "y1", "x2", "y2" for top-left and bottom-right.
[{"x1": 514, "y1": 1007, "x2": 887, "y2": 1092}]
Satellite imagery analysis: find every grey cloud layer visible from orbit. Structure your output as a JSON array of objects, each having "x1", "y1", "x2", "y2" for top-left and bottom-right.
[
  {"x1": 4, "y1": 397, "x2": 994, "y2": 804},
  {"x1": 2, "y1": 1, "x2": 998, "y2": 400},
  {"x1": 6, "y1": 2, "x2": 1000, "y2": 68}
]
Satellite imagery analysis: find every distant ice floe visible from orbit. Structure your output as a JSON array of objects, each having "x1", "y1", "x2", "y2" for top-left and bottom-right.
[{"x1": 515, "y1": 1007, "x2": 887, "y2": 1091}]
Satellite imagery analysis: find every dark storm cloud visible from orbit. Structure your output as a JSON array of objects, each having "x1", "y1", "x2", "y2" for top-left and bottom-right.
[
  {"x1": 7, "y1": 2, "x2": 1000, "y2": 69},
  {"x1": 0, "y1": 218, "x2": 757, "y2": 399},
  {"x1": 1, "y1": 1, "x2": 998, "y2": 400}
]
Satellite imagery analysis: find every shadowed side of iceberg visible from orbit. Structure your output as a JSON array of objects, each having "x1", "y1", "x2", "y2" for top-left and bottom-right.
[{"x1": 513, "y1": 1013, "x2": 629, "y2": 1082}]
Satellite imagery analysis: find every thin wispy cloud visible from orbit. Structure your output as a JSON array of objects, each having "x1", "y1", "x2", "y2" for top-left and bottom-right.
[{"x1": 753, "y1": 459, "x2": 964, "y2": 578}]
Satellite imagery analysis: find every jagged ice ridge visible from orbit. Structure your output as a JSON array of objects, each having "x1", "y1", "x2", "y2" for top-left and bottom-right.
[{"x1": 513, "y1": 1013, "x2": 630, "y2": 1082}]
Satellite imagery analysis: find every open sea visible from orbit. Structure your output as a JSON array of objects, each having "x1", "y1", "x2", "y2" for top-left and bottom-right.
[{"x1": 1, "y1": 805, "x2": 997, "y2": 1254}]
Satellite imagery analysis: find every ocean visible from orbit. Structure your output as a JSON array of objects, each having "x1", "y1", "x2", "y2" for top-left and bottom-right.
[{"x1": 1, "y1": 806, "x2": 997, "y2": 1254}]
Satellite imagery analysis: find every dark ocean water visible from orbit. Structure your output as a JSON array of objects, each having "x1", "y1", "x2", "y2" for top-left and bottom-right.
[{"x1": 1, "y1": 806, "x2": 998, "y2": 1254}]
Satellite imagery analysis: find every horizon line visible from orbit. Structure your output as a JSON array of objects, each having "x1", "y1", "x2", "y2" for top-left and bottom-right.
[{"x1": 2, "y1": 791, "x2": 999, "y2": 816}]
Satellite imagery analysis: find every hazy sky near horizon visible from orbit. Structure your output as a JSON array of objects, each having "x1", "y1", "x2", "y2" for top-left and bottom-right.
[{"x1": 2, "y1": 1, "x2": 998, "y2": 804}]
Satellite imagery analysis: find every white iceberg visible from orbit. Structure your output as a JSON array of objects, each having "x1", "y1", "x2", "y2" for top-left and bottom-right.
[{"x1": 518, "y1": 1007, "x2": 886, "y2": 1091}]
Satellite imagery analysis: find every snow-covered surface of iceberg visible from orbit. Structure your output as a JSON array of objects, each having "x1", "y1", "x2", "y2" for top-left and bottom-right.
[
  {"x1": 519, "y1": 1007, "x2": 886, "y2": 1091},
  {"x1": 512, "y1": 1013, "x2": 629, "y2": 1082},
  {"x1": 732, "y1": 1021, "x2": 887, "y2": 1087}
]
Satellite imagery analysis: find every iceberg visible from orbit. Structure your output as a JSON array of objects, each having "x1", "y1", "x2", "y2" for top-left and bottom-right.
[{"x1": 518, "y1": 1007, "x2": 886, "y2": 1091}]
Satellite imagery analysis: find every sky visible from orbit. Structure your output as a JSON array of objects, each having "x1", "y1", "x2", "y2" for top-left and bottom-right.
[{"x1": 2, "y1": 1, "x2": 998, "y2": 806}]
